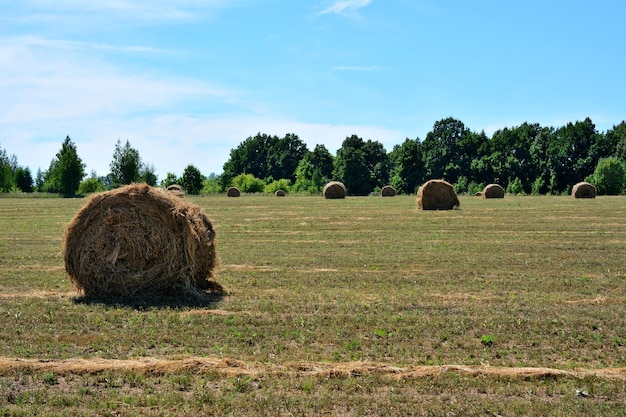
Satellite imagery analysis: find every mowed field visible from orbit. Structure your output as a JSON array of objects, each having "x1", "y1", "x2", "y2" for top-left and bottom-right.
[{"x1": 1, "y1": 193, "x2": 625, "y2": 416}]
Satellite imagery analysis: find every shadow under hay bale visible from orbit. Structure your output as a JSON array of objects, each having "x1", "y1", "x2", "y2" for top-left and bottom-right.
[
  {"x1": 381, "y1": 185, "x2": 396, "y2": 197},
  {"x1": 274, "y1": 189, "x2": 286, "y2": 197},
  {"x1": 166, "y1": 184, "x2": 185, "y2": 198},
  {"x1": 572, "y1": 182, "x2": 597, "y2": 198},
  {"x1": 63, "y1": 184, "x2": 221, "y2": 299},
  {"x1": 323, "y1": 181, "x2": 346, "y2": 199},
  {"x1": 226, "y1": 187, "x2": 241, "y2": 197},
  {"x1": 416, "y1": 179, "x2": 460, "y2": 210},
  {"x1": 482, "y1": 183, "x2": 505, "y2": 199}
]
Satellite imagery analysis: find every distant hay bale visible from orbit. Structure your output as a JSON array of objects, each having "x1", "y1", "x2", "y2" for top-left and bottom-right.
[
  {"x1": 381, "y1": 185, "x2": 396, "y2": 197},
  {"x1": 226, "y1": 187, "x2": 241, "y2": 197},
  {"x1": 416, "y1": 179, "x2": 460, "y2": 210},
  {"x1": 274, "y1": 189, "x2": 286, "y2": 197},
  {"x1": 482, "y1": 184, "x2": 505, "y2": 199},
  {"x1": 475, "y1": 192, "x2": 483, "y2": 197},
  {"x1": 63, "y1": 184, "x2": 220, "y2": 298},
  {"x1": 572, "y1": 182, "x2": 597, "y2": 199},
  {"x1": 166, "y1": 184, "x2": 185, "y2": 198},
  {"x1": 323, "y1": 181, "x2": 346, "y2": 199}
]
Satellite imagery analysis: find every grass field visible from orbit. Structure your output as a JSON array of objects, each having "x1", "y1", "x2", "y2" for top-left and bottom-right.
[{"x1": 1, "y1": 193, "x2": 625, "y2": 416}]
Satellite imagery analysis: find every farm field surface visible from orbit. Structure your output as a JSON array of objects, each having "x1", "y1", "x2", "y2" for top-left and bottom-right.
[{"x1": 1, "y1": 193, "x2": 626, "y2": 416}]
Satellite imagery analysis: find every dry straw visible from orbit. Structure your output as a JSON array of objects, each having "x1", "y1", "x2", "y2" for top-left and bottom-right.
[
  {"x1": 572, "y1": 181, "x2": 597, "y2": 198},
  {"x1": 166, "y1": 184, "x2": 185, "y2": 198},
  {"x1": 416, "y1": 179, "x2": 460, "y2": 210},
  {"x1": 226, "y1": 187, "x2": 241, "y2": 197},
  {"x1": 482, "y1": 183, "x2": 505, "y2": 199},
  {"x1": 381, "y1": 185, "x2": 396, "y2": 197},
  {"x1": 323, "y1": 181, "x2": 346, "y2": 199},
  {"x1": 63, "y1": 184, "x2": 220, "y2": 298}
]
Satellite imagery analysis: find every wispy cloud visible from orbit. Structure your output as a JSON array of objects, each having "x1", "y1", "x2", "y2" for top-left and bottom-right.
[
  {"x1": 2, "y1": 0, "x2": 228, "y2": 23},
  {"x1": 331, "y1": 65, "x2": 392, "y2": 71},
  {"x1": 318, "y1": 0, "x2": 372, "y2": 16},
  {"x1": 0, "y1": 35, "x2": 236, "y2": 125},
  {"x1": 0, "y1": 35, "x2": 166, "y2": 54}
]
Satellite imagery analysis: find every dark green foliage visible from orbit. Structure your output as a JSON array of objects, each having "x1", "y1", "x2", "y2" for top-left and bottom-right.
[
  {"x1": 294, "y1": 144, "x2": 334, "y2": 193},
  {"x1": 506, "y1": 177, "x2": 525, "y2": 195},
  {"x1": 389, "y1": 138, "x2": 425, "y2": 194},
  {"x1": 608, "y1": 121, "x2": 626, "y2": 162},
  {"x1": 3, "y1": 117, "x2": 626, "y2": 197},
  {"x1": 180, "y1": 164, "x2": 204, "y2": 195},
  {"x1": 421, "y1": 118, "x2": 484, "y2": 185},
  {"x1": 109, "y1": 139, "x2": 142, "y2": 186},
  {"x1": 14, "y1": 166, "x2": 33, "y2": 192},
  {"x1": 231, "y1": 173, "x2": 265, "y2": 193},
  {"x1": 78, "y1": 177, "x2": 105, "y2": 194},
  {"x1": 221, "y1": 133, "x2": 308, "y2": 189},
  {"x1": 333, "y1": 135, "x2": 389, "y2": 195},
  {"x1": 202, "y1": 173, "x2": 221, "y2": 194},
  {"x1": 587, "y1": 157, "x2": 626, "y2": 195},
  {"x1": 140, "y1": 164, "x2": 158, "y2": 187},
  {"x1": 42, "y1": 136, "x2": 86, "y2": 196},
  {"x1": 35, "y1": 168, "x2": 45, "y2": 192},
  {"x1": 265, "y1": 178, "x2": 291, "y2": 194},
  {"x1": 0, "y1": 145, "x2": 17, "y2": 192},
  {"x1": 161, "y1": 172, "x2": 179, "y2": 188},
  {"x1": 473, "y1": 123, "x2": 544, "y2": 193}
]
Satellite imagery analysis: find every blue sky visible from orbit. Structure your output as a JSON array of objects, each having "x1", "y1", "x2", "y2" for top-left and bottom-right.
[{"x1": 1, "y1": 0, "x2": 625, "y2": 179}]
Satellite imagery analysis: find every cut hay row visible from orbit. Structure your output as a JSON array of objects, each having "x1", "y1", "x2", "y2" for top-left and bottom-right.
[
  {"x1": 63, "y1": 184, "x2": 221, "y2": 299},
  {"x1": 1, "y1": 356, "x2": 625, "y2": 381}
]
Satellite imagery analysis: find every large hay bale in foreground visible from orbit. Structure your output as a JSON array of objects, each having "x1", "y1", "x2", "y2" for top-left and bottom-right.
[
  {"x1": 323, "y1": 181, "x2": 346, "y2": 199},
  {"x1": 226, "y1": 187, "x2": 241, "y2": 197},
  {"x1": 63, "y1": 184, "x2": 220, "y2": 298},
  {"x1": 416, "y1": 179, "x2": 460, "y2": 210},
  {"x1": 572, "y1": 182, "x2": 597, "y2": 199},
  {"x1": 482, "y1": 183, "x2": 505, "y2": 199},
  {"x1": 381, "y1": 185, "x2": 396, "y2": 197}
]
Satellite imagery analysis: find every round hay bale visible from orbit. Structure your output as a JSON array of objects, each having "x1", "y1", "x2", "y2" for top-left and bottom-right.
[
  {"x1": 572, "y1": 181, "x2": 597, "y2": 199},
  {"x1": 323, "y1": 181, "x2": 346, "y2": 199},
  {"x1": 63, "y1": 184, "x2": 220, "y2": 298},
  {"x1": 416, "y1": 179, "x2": 460, "y2": 210},
  {"x1": 381, "y1": 185, "x2": 396, "y2": 197},
  {"x1": 474, "y1": 192, "x2": 483, "y2": 197},
  {"x1": 274, "y1": 189, "x2": 286, "y2": 197},
  {"x1": 166, "y1": 184, "x2": 185, "y2": 198},
  {"x1": 226, "y1": 187, "x2": 241, "y2": 197},
  {"x1": 482, "y1": 183, "x2": 505, "y2": 199}
]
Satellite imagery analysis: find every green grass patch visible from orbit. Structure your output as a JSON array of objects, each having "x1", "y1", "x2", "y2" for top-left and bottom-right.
[{"x1": 1, "y1": 194, "x2": 626, "y2": 415}]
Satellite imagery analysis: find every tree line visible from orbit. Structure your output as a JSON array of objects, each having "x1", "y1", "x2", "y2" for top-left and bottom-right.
[{"x1": 2, "y1": 117, "x2": 626, "y2": 197}]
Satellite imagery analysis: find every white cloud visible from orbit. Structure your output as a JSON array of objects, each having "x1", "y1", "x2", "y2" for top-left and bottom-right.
[
  {"x1": 5, "y1": 0, "x2": 229, "y2": 22},
  {"x1": 318, "y1": 0, "x2": 372, "y2": 16},
  {"x1": 331, "y1": 65, "x2": 392, "y2": 71},
  {"x1": 0, "y1": 34, "x2": 404, "y2": 180},
  {"x1": 2, "y1": 35, "x2": 166, "y2": 54},
  {"x1": 0, "y1": 36, "x2": 234, "y2": 125}
]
